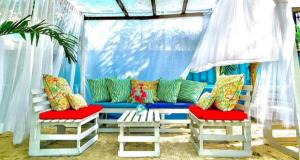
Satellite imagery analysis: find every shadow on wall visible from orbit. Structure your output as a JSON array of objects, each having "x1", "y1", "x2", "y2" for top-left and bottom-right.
[{"x1": 85, "y1": 17, "x2": 207, "y2": 81}]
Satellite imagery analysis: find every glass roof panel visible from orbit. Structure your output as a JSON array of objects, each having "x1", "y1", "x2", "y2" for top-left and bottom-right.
[
  {"x1": 122, "y1": 0, "x2": 153, "y2": 16},
  {"x1": 69, "y1": 0, "x2": 124, "y2": 16},
  {"x1": 186, "y1": 0, "x2": 217, "y2": 13},
  {"x1": 156, "y1": 0, "x2": 184, "y2": 15},
  {"x1": 70, "y1": 0, "x2": 217, "y2": 16}
]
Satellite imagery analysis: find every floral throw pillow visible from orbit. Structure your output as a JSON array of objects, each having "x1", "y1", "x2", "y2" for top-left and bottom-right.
[
  {"x1": 197, "y1": 92, "x2": 216, "y2": 110},
  {"x1": 212, "y1": 74, "x2": 244, "y2": 111},
  {"x1": 128, "y1": 84, "x2": 154, "y2": 104},
  {"x1": 131, "y1": 80, "x2": 159, "y2": 101},
  {"x1": 67, "y1": 93, "x2": 88, "y2": 110},
  {"x1": 43, "y1": 74, "x2": 72, "y2": 111}
]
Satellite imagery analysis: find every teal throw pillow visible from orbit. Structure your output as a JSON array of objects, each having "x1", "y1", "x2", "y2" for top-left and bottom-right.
[
  {"x1": 157, "y1": 79, "x2": 182, "y2": 103},
  {"x1": 178, "y1": 80, "x2": 206, "y2": 103},
  {"x1": 87, "y1": 79, "x2": 110, "y2": 102},
  {"x1": 106, "y1": 78, "x2": 131, "y2": 103}
]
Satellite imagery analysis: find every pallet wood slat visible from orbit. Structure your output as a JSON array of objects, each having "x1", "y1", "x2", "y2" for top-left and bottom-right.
[
  {"x1": 140, "y1": 111, "x2": 147, "y2": 122},
  {"x1": 147, "y1": 110, "x2": 154, "y2": 122},
  {"x1": 125, "y1": 110, "x2": 136, "y2": 122}
]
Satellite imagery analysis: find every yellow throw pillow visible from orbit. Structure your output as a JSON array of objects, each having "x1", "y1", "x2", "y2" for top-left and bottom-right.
[
  {"x1": 212, "y1": 74, "x2": 244, "y2": 111},
  {"x1": 43, "y1": 74, "x2": 72, "y2": 111},
  {"x1": 67, "y1": 94, "x2": 88, "y2": 110},
  {"x1": 131, "y1": 80, "x2": 159, "y2": 101},
  {"x1": 197, "y1": 92, "x2": 216, "y2": 110}
]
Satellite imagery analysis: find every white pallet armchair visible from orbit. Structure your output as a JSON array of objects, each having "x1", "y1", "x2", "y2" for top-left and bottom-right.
[
  {"x1": 29, "y1": 89, "x2": 102, "y2": 156},
  {"x1": 189, "y1": 85, "x2": 253, "y2": 158}
]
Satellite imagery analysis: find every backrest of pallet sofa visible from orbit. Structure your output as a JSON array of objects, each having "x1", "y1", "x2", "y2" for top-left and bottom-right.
[
  {"x1": 236, "y1": 85, "x2": 253, "y2": 117},
  {"x1": 31, "y1": 89, "x2": 51, "y2": 113}
]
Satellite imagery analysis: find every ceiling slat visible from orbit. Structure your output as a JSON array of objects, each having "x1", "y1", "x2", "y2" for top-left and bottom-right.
[
  {"x1": 84, "y1": 12, "x2": 204, "y2": 20},
  {"x1": 116, "y1": 0, "x2": 129, "y2": 17},
  {"x1": 151, "y1": 0, "x2": 157, "y2": 16},
  {"x1": 182, "y1": 0, "x2": 188, "y2": 14}
]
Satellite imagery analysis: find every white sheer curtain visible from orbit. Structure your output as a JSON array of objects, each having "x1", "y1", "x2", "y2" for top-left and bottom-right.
[
  {"x1": 0, "y1": 0, "x2": 82, "y2": 144},
  {"x1": 252, "y1": 0, "x2": 297, "y2": 127},
  {"x1": 52, "y1": 0, "x2": 84, "y2": 90},
  {"x1": 188, "y1": 0, "x2": 280, "y2": 72},
  {"x1": 187, "y1": 0, "x2": 297, "y2": 127}
]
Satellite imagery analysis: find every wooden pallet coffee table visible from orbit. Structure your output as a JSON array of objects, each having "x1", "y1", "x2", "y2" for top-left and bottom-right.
[{"x1": 117, "y1": 109, "x2": 160, "y2": 157}]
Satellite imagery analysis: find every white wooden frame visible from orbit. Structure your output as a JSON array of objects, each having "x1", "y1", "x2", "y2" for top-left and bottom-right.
[
  {"x1": 29, "y1": 89, "x2": 101, "y2": 156},
  {"x1": 99, "y1": 108, "x2": 190, "y2": 133},
  {"x1": 117, "y1": 110, "x2": 160, "y2": 157},
  {"x1": 189, "y1": 85, "x2": 253, "y2": 158}
]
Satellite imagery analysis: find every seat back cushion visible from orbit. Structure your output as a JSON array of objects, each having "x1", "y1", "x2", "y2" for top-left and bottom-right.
[
  {"x1": 106, "y1": 78, "x2": 131, "y2": 103},
  {"x1": 67, "y1": 93, "x2": 88, "y2": 110},
  {"x1": 43, "y1": 74, "x2": 72, "y2": 111},
  {"x1": 157, "y1": 79, "x2": 182, "y2": 103},
  {"x1": 197, "y1": 92, "x2": 215, "y2": 110},
  {"x1": 88, "y1": 79, "x2": 111, "y2": 102},
  {"x1": 131, "y1": 79, "x2": 159, "y2": 101},
  {"x1": 212, "y1": 74, "x2": 244, "y2": 111},
  {"x1": 178, "y1": 80, "x2": 206, "y2": 103}
]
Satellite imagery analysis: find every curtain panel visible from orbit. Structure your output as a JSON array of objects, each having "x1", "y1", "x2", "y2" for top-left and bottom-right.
[
  {"x1": 0, "y1": 0, "x2": 83, "y2": 144},
  {"x1": 188, "y1": 0, "x2": 297, "y2": 127}
]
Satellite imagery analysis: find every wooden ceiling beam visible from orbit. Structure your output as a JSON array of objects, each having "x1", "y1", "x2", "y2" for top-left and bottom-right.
[
  {"x1": 116, "y1": 0, "x2": 129, "y2": 17},
  {"x1": 151, "y1": 0, "x2": 157, "y2": 16},
  {"x1": 84, "y1": 12, "x2": 203, "y2": 20},
  {"x1": 182, "y1": 0, "x2": 188, "y2": 14}
]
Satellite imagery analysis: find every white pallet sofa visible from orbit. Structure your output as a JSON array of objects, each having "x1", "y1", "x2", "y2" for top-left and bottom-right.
[
  {"x1": 29, "y1": 89, "x2": 102, "y2": 156},
  {"x1": 189, "y1": 85, "x2": 253, "y2": 158}
]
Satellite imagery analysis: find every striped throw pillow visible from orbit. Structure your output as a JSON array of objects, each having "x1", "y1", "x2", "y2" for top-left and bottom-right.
[
  {"x1": 178, "y1": 80, "x2": 206, "y2": 103},
  {"x1": 106, "y1": 78, "x2": 131, "y2": 103},
  {"x1": 157, "y1": 79, "x2": 182, "y2": 103},
  {"x1": 88, "y1": 79, "x2": 110, "y2": 102}
]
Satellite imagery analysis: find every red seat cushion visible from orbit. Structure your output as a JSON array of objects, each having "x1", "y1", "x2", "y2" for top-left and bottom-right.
[
  {"x1": 39, "y1": 105, "x2": 103, "y2": 120},
  {"x1": 188, "y1": 105, "x2": 247, "y2": 121}
]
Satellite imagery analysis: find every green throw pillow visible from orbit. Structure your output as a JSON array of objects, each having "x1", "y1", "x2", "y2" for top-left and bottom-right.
[
  {"x1": 178, "y1": 80, "x2": 206, "y2": 103},
  {"x1": 88, "y1": 79, "x2": 110, "y2": 102},
  {"x1": 157, "y1": 79, "x2": 182, "y2": 103},
  {"x1": 106, "y1": 78, "x2": 131, "y2": 103}
]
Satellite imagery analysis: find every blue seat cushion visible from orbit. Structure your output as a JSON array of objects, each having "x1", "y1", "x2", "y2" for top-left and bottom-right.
[
  {"x1": 92, "y1": 102, "x2": 139, "y2": 108},
  {"x1": 146, "y1": 102, "x2": 192, "y2": 109}
]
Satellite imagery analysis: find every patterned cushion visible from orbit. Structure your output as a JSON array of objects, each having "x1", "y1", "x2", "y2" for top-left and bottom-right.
[
  {"x1": 157, "y1": 79, "x2": 182, "y2": 103},
  {"x1": 87, "y1": 79, "x2": 110, "y2": 102},
  {"x1": 131, "y1": 80, "x2": 159, "y2": 101},
  {"x1": 43, "y1": 74, "x2": 72, "y2": 111},
  {"x1": 106, "y1": 78, "x2": 131, "y2": 103},
  {"x1": 67, "y1": 93, "x2": 88, "y2": 110},
  {"x1": 128, "y1": 88, "x2": 154, "y2": 104},
  {"x1": 197, "y1": 92, "x2": 215, "y2": 110},
  {"x1": 212, "y1": 74, "x2": 244, "y2": 111},
  {"x1": 178, "y1": 80, "x2": 206, "y2": 103}
]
